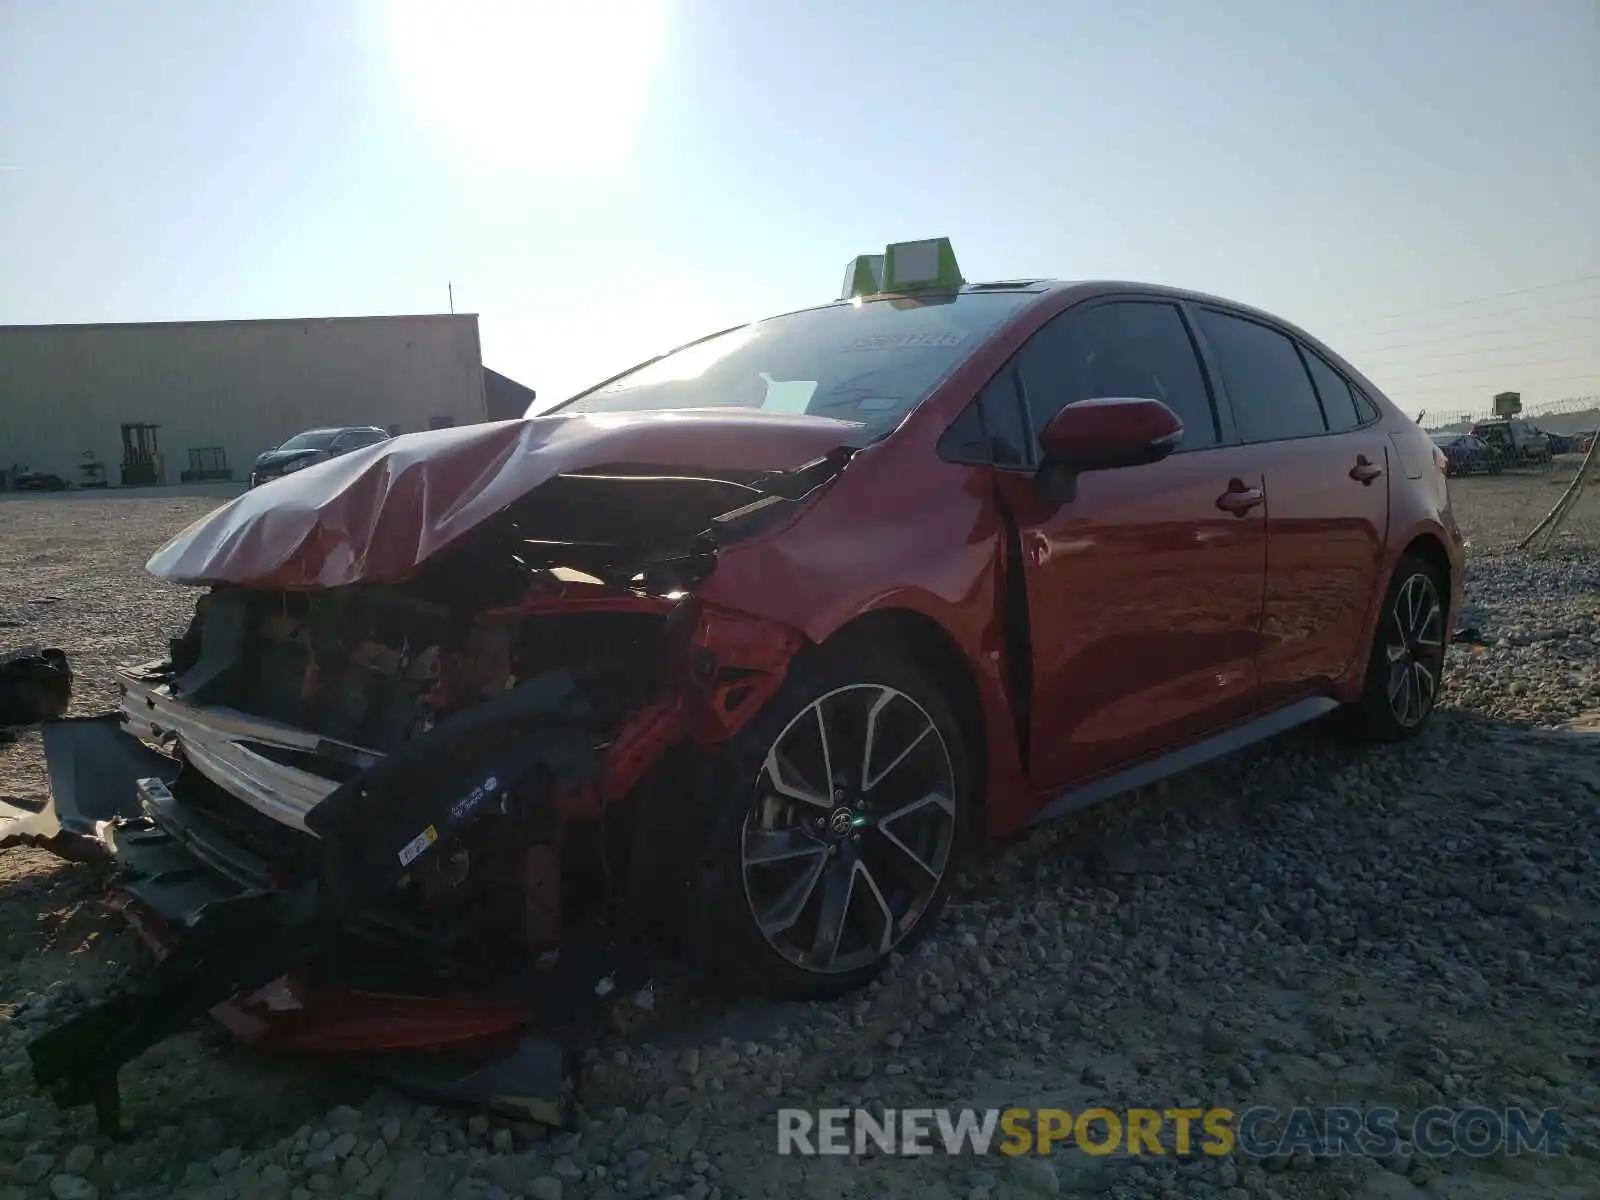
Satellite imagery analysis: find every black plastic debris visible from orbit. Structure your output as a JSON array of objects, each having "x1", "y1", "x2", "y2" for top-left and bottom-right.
[
  {"x1": 22, "y1": 670, "x2": 612, "y2": 1135},
  {"x1": 1450, "y1": 627, "x2": 1485, "y2": 645},
  {"x1": 0, "y1": 646, "x2": 73, "y2": 733}
]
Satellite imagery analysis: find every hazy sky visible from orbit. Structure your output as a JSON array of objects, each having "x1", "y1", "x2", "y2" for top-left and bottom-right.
[{"x1": 2, "y1": 0, "x2": 1596, "y2": 416}]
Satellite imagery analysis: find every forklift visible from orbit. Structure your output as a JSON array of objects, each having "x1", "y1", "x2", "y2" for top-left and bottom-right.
[{"x1": 119, "y1": 423, "x2": 165, "y2": 486}]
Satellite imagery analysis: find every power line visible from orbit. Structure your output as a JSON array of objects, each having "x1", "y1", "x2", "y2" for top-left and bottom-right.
[
  {"x1": 1317, "y1": 272, "x2": 1600, "y2": 332},
  {"x1": 1374, "y1": 353, "x2": 1600, "y2": 384},
  {"x1": 1391, "y1": 372, "x2": 1599, "y2": 397},
  {"x1": 1334, "y1": 302, "x2": 1600, "y2": 347},
  {"x1": 1356, "y1": 330, "x2": 1599, "y2": 365}
]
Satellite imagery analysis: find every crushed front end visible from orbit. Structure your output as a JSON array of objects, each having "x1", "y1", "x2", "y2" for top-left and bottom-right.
[{"x1": 1, "y1": 442, "x2": 844, "y2": 1132}]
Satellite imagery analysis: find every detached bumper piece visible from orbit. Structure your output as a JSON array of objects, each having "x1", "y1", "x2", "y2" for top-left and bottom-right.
[
  {"x1": 12, "y1": 671, "x2": 642, "y2": 1136},
  {"x1": 0, "y1": 715, "x2": 178, "y2": 858}
]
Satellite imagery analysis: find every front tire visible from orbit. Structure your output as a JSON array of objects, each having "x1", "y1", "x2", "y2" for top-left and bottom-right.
[
  {"x1": 692, "y1": 639, "x2": 970, "y2": 1000},
  {"x1": 1347, "y1": 554, "x2": 1448, "y2": 742}
]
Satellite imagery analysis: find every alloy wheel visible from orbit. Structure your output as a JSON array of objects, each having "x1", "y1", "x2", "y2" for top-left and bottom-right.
[
  {"x1": 740, "y1": 684, "x2": 957, "y2": 975},
  {"x1": 1384, "y1": 572, "x2": 1444, "y2": 728}
]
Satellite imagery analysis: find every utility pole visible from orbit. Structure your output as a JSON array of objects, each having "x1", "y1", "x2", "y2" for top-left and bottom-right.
[{"x1": 448, "y1": 282, "x2": 455, "y2": 314}]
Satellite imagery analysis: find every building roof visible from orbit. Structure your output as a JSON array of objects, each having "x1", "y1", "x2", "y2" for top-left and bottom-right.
[{"x1": 0, "y1": 313, "x2": 479, "y2": 334}]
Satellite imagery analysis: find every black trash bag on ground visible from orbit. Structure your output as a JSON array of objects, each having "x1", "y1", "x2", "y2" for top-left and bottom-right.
[{"x1": 0, "y1": 647, "x2": 73, "y2": 731}]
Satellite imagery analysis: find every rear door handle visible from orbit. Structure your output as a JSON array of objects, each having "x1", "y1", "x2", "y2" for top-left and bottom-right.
[
  {"x1": 1350, "y1": 457, "x2": 1384, "y2": 485},
  {"x1": 1215, "y1": 481, "x2": 1264, "y2": 516}
]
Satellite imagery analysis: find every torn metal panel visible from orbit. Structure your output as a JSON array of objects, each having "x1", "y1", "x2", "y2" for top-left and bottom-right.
[{"x1": 119, "y1": 668, "x2": 352, "y2": 833}]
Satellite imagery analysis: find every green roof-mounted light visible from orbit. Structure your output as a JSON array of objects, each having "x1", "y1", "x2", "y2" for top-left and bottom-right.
[
  {"x1": 838, "y1": 236, "x2": 960, "y2": 299},
  {"x1": 839, "y1": 238, "x2": 964, "y2": 301},
  {"x1": 883, "y1": 236, "x2": 963, "y2": 292},
  {"x1": 840, "y1": 254, "x2": 885, "y2": 301}
]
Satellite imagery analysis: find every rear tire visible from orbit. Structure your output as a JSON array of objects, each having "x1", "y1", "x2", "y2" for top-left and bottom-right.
[
  {"x1": 1345, "y1": 554, "x2": 1447, "y2": 742},
  {"x1": 688, "y1": 637, "x2": 971, "y2": 1000}
]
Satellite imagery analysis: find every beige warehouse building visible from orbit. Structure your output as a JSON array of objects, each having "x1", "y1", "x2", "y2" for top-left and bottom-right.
[{"x1": 0, "y1": 313, "x2": 535, "y2": 490}]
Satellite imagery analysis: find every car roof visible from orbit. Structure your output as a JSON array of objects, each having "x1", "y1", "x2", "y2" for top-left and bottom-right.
[
  {"x1": 791, "y1": 278, "x2": 1364, "y2": 357},
  {"x1": 559, "y1": 277, "x2": 1402, "y2": 415}
]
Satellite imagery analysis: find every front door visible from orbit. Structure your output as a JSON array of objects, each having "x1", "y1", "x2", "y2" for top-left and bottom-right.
[{"x1": 989, "y1": 298, "x2": 1268, "y2": 794}]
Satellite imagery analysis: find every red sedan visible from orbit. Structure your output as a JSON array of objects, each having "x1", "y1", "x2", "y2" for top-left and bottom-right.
[{"x1": 7, "y1": 238, "x2": 1464, "y2": 1120}]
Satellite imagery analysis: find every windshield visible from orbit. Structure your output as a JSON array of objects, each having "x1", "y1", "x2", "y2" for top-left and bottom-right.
[
  {"x1": 276, "y1": 430, "x2": 339, "y2": 452},
  {"x1": 552, "y1": 291, "x2": 1034, "y2": 440}
]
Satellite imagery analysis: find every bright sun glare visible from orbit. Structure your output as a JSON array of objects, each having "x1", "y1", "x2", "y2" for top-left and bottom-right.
[{"x1": 382, "y1": 0, "x2": 669, "y2": 170}]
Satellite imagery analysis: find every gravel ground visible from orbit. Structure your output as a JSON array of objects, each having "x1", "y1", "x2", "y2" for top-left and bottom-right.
[{"x1": 1, "y1": 465, "x2": 1597, "y2": 1200}]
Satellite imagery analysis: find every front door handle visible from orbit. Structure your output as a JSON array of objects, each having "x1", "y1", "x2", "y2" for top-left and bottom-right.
[
  {"x1": 1350, "y1": 456, "x2": 1384, "y2": 485},
  {"x1": 1215, "y1": 481, "x2": 1264, "y2": 516}
]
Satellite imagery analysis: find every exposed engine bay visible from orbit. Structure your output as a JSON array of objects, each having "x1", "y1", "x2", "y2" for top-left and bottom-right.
[{"x1": 0, "y1": 440, "x2": 852, "y2": 1134}]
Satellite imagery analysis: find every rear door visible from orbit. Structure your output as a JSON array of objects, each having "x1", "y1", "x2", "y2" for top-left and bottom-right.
[
  {"x1": 986, "y1": 298, "x2": 1268, "y2": 792},
  {"x1": 1190, "y1": 309, "x2": 1390, "y2": 709}
]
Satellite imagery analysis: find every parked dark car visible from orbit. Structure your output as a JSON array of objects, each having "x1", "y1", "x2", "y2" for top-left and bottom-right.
[
  {"x1": 1467, "y1": 418, "x2": 1552, "y2": 469},
  {"x1": 5, "y1": 239, "x2": 1467, "y2": 1126},
  {"x1": 1429, "y1": 432, "x2": 1497, "y2": 476},
  {"x1": 249, "y1": 426, "x2": 391, "y2": 488},
  {"x1": 11, "y1": 471, "x2": 71, "y2": 492}
]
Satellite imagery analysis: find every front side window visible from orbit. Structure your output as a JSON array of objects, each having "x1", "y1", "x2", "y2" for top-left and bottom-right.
[
  {"x1": 1194, "y1": 310, "x2": 1327, "y2": 443},
  {"x1": 1013, "y1": 300, "x2": 1219, "y2": 452},
  {"x1": 555, "y1": 292, "x2": 1032, "y2": 443}
]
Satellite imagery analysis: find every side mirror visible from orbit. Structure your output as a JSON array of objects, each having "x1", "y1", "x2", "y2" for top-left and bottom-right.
[{"x1": 1035, "y1": 397, "x2": 1183, "y2": 503}]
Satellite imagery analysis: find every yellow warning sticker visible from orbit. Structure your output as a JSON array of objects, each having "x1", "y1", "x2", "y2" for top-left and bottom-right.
[{"x1": 398, "y1": 824, "x2": 438, "y2": 867}]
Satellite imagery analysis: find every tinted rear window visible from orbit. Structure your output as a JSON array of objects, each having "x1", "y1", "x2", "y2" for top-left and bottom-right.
[{"x1": 1194, "y1": 310, "x2": 1327, "y2": 442}]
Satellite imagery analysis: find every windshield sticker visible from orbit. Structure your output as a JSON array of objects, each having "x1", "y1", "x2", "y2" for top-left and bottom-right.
[
  {"x1": 759, "y1": 374, "x2": 818, "y2": 415},
  {"x1": 845, "y1": 331, "x2": 967, "y2": 351}
]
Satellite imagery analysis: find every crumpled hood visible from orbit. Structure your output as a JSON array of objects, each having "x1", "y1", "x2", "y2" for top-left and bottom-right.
[{"x1": 148, "y1": 408, "x2": 863, "y2": 589}]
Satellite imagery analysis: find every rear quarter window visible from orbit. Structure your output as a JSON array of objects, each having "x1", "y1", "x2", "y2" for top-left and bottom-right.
[{"x1": 1299, "y1": 348, "x2": 1363, "y2": 432}]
